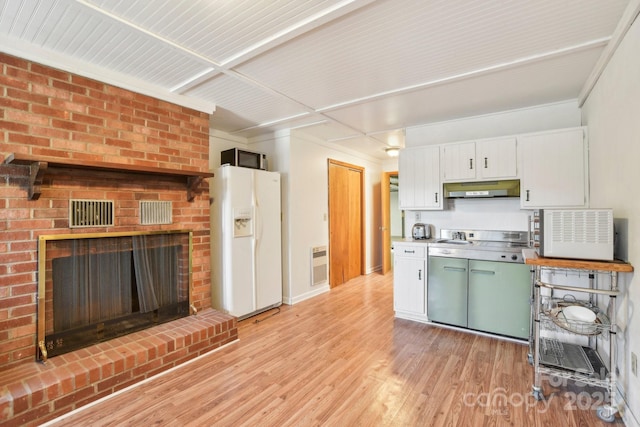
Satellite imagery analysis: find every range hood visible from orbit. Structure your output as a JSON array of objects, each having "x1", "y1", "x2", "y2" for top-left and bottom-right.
[{"x1": 443, "y1": 179, "x2": 520, "y2": 199}]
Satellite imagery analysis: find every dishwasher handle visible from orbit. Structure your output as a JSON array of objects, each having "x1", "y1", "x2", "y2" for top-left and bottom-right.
[{"x1": 470, "y1": 269, "x2": 496, "y2": 275}]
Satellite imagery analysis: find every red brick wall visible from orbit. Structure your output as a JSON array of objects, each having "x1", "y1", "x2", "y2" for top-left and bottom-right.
[{"x1": 0, "y1": 53, "x2": 212, "y2": 370}]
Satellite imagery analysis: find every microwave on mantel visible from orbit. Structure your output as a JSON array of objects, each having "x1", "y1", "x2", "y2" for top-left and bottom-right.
[
  {"x1": 221, "y1": 148, "x2": 267, "y2": 170},
  {"x1": 538, "y1": 208, "x2": 614, "y2": 261}
]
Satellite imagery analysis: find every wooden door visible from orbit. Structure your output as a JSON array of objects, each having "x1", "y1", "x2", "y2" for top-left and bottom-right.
[
  {"x1": 381, "y1": 171, "x2": 397, "y2": 275},
  {"x1": 328, "y1": 160, "x2": 364, "y2": 287},
  {"x1": 329, "y1": 163, "x2": 348, "y2": 286}
]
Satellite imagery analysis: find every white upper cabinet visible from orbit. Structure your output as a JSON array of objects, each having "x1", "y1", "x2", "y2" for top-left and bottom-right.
[
  {"x1": 400, "y1": 126, "x2": 587, "y2": 209},
  {"x1": 519, "y1": 127, "x2": 588, "y2": 208},
  {"x1": 476, "y1": 137, "x2": 518, "y2": 179},
  {"x1": 441, "y1": 137, "x2": 517, "y2": 182},
  {"x1": 441, "y1": 142, "x2": 476, "y2": 181},
  {"x1": 398, "y1": 145, "x2": 442, "y2": 210}
]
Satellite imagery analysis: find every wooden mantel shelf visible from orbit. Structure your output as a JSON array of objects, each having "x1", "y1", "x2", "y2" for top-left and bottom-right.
[{"x1": 3, "y1": 153, "x2": 214, "y2": 201}]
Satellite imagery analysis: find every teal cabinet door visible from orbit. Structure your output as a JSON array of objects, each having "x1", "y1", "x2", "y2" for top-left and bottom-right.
[
  {"x1": 468, "y1": 260, "x2": 530, "y2": 339},
  {"x1": 427, "y1": 256, "x2": 468, "y2": 327}
]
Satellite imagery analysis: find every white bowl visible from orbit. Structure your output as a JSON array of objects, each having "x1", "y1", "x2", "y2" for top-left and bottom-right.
[{"x1": 563, "y1": 305, "x2": 596, "y2": 323}]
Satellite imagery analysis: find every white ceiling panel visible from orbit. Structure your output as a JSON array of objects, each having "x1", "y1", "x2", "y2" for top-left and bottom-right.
[
  {"x1": 290, "y1": 120, "x2": 361, "y2": 141},
  {"x1": 184, "y1": 74, "x2": 311, "y2": 129},
  {"x1": 330, "y1": 135, "x2": 390, "y2": 158},
  {"x1": 235, "y1": 0, "x2": 628, "y2": 109},
  {"x1": 0, "y1": 0, "x2": 633, "y2": 159},
  {"x1": 85, "y1": 0, "x2": 374, "y2": 65},
  {"x1": 0, "y1": 0, "x2": 210, "y2": 88},
  {"x1": 324, "y1": 46, "x2": 604, "y2": 133}
]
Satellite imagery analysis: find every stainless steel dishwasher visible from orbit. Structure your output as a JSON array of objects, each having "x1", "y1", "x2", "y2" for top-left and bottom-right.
[{"x1": 427, "y1": 229, "x2": 531, "y2": 339}]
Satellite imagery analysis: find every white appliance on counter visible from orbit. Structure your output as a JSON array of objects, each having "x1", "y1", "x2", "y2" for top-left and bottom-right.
[
  {"x1": 538, "y1": 209, "x2": 614, "y2": 261},
  {"x1": 211, "y1": 165, "x2": 282, "y2": 319}
]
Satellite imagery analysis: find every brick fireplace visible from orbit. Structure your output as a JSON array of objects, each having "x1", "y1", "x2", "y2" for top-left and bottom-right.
[{"x1": 0, "y1": 53, "x2": 238, "y2": 425}]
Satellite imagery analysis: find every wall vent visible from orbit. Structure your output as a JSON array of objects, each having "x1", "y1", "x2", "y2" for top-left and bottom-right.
[
  {"x1": 69, "y1": 199, "x2": 114, "y2": 228},
  {"x1": 140, "y1": 201, "x2": 173, "y2": 225},
  {"x1": 311, "y1": 246, "x2": 328, "y2": 286}
]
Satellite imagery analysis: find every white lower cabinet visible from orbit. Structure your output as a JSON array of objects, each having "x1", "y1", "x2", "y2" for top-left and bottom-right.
[{"x1": 393, "y1": 242, "x2": 428, "y2": 322}]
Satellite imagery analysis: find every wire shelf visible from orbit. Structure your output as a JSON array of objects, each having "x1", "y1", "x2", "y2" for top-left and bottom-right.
[{"x1": 540, "y1": 296, "x2": 610, "y2": 337}]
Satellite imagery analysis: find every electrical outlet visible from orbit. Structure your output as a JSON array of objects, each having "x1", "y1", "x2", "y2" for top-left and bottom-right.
[
  {"x1": 415, "y1": 212, "x2": 421, "y2": 221},
  {"x1": 632, "y1": 352, "x2": 638, "y2": 377}
]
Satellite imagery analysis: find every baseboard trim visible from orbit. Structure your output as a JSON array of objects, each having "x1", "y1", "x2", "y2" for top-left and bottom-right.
[
  {"x1": 286, "y1": 285, "x2": 330, "y2": 305},
  {"x1": 617, "y1": 384, "x2": 640, "y2": 427}
]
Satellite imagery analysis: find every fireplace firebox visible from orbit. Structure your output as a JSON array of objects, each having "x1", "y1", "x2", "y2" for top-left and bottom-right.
[{"x1": 38, "y1": 230, "x2": 193, "y2": 361}]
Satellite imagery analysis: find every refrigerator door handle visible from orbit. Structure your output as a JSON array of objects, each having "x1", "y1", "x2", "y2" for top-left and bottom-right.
[{"x1": 253, "y1": 176, "x2": 261, "y2": 243}]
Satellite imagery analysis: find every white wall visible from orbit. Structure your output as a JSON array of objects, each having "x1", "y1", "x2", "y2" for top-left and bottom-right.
[
  {"x1": 209, "y1": 128, "x2": 250, "y2": 168},
  {"x1": 285, "y1": 130, "x2": 383, "y2": 303},
  {"x1": 382, "y1": 157, "x2": 400, "y2": 172},
  {"x1": 405, "y1": 100, "x2": 581, "y2": 146},
  {"x1": 406, "y1": 198, "x2": 532, "y2": 238},
  {"x1": 581, "y1": 9, "x2": 640, "y2": 422}
]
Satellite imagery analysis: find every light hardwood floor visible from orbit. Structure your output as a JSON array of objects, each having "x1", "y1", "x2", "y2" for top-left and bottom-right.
[{"x1": 46, "y1": 272, "x2": 623, "y2": 426}]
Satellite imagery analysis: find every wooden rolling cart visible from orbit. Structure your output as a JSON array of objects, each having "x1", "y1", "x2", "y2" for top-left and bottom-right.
[{"x1": 524, "y1": 250, "x2": 633, "y2": 422}]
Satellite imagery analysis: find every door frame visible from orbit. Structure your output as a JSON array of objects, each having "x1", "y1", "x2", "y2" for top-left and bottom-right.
[
  {"x1": 381, "y1": 171, "x2": 397, "y2": 275},
  {"x1": 328, "y1": 159, "x2": 365, "y2": 287}
]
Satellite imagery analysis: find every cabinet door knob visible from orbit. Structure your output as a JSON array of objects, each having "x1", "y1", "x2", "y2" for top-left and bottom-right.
[
  {"x1": 469, "y1": 158, "x2": 473, "y2": 170},
  {"x1": 418, "y1": 269, "x2": 422, "y2": 280},
  {"x1": 484, "y1": 157, "x2": 488, "y2": 168},
  {"x1": 526, "y1": 189, "x2": 530, "y2": 202},
  {"x1": 435, "y1": 192, "x2": 438, "y2": 203}
]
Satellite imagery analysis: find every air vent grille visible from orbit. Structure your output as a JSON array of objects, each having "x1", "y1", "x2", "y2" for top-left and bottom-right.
[
  {"x1": 69, "y1": 200, "x2": 114, "y2": 228},
  {"x1": 311, "y1": 246, "x2": 328, "y2": 286},
  {"x1": 140, "y1": 201, "x2": 173, "y2": 225}
]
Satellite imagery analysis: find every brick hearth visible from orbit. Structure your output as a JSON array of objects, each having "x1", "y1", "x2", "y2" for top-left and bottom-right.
[{"x1": 0, "y1": 309, "x2": 237, "y2": 426}]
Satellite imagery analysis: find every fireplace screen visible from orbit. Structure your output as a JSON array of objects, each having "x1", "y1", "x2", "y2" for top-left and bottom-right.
[{"x1": 38, "y1": 230, "x2": 192, "y2": 361}]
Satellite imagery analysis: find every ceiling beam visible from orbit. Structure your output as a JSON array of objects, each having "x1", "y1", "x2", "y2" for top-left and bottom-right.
[
  {"x1": 578, "y1": 0, "x2": 640, "y2": 106},
  {"x1": 219, "y1": 0, "x2": 378, "y2": 69}
]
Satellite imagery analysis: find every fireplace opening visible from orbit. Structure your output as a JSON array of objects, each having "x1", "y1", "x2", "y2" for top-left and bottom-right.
[{"x1": 39, "y1": 231, "x2": 192, "y2": 360}]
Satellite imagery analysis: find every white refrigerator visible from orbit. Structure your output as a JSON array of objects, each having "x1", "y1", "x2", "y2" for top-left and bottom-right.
[{"x1": 211, "y1": 165, "x2": 282, "y2": 319}]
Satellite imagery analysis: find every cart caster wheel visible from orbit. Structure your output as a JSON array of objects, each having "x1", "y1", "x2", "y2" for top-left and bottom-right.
[
  {"x1": 596, "y1": 406, "x2": 616, "y2": 423},
  {"x1": 532, "y1": 389, "x2": 544, "y2": 401}
]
